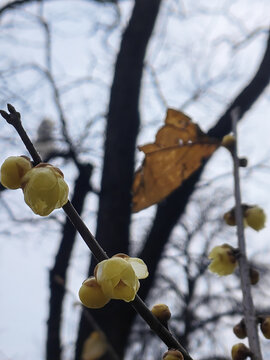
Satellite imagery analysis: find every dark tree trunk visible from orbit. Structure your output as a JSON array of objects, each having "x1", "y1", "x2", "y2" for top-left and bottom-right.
[
  {"x1": 75, "y1": 0, "x2": 162, "y2": 359},
  {"x1": 46, "y1": 164, "x2": 92, "y2": 360}
]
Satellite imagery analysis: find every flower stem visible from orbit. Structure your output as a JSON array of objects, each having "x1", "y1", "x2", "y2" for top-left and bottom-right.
[
  {"x1": 1, "y1": 104, "x2": 193, "y2": 360},
  {"x1": 231, "y1": 108, "x2": 262, "y2": 360}
]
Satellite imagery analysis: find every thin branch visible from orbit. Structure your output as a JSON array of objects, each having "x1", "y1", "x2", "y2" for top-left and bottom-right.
[
  {"x1": 0, "y1": 104, "x2": 193, "y2": 360},
  {"x1": 231, "y1": 108, "x2": 262, "y2": 360}
]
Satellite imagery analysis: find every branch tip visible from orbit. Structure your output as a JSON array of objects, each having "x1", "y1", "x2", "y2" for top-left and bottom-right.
[
  {"x1": 7, "y1": 103, "x2": 16, "y2": 113},
  {"x1": 0, "y1": 103, "x2": 21, "y2": 125}
]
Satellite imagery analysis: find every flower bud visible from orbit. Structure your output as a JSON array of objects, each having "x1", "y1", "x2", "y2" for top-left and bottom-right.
[
  {"x1": 249, "y1": 268, "x2": 259, "y2": 285},
  {"x1": 79, "y1": 277, "x2": 110, "y2": 309},
  {"x1": 151, "y1": 304, "x2": 171, "y2": 326},
  {"x1": 21, "y1": 163, "x2": 69, "y2": 216},
  {"x1": 239, "y1": 158, "x2": 248, "y2": 168},
  {"x1": 231, "y1": 343, "x2": 252, "y2": 360},
  {"x1": 260, "y1": 317, "x2": 270, "y2": 339},
  {"x1": 1, "y1": 156, "x2": 32, "y2": 189},
  {"x1": 163, "y1": 349, "x2": 184, "y2": 360},
  {"x1": 221, "y1": 134, "x2": 235, "y2": 152},
  {"x1": 244, "y1": 206, "x2": 266, "y2": 231},
  {"x1": 208, "y1": 244, "x2": 238, "y2": 276},
  {"x1": 233, "y1": 319, "x2": 247, "y2": 339},
  {"x1": 224, "y1": 210, "x2": 236, "y2": 226}
]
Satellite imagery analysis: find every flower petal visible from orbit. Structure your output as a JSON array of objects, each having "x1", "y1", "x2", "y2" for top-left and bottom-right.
[{"x1": 126, "y1": 257, "x2": 149, "y2": 279}]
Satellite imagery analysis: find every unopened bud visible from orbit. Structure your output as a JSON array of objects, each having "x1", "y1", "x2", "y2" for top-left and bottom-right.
[
  {"x1": 163, "y1": 349, "x2": 184, "y2": 360},
  {"x1": 249, "y1": 268, "x2": 259, "y2": 285},
  {"x1": 151, "y1": 304, "x2": 171, "y2": 326},
  {"x1": 260, "y1": 317, "x2": 270, "y2": 339},
  {"x1": 224, "y1": 210, "x2": 236, "y2": 226},
  {"x1": 1, "y1": 156, "x2": 32, "y2": 189},
  {"x1": 231, "y1": 343, "x2": 252, "y2": 360},
  {"x1": 79, "y1": 277, "x2": 110, "y2": 309},
  {"x1": 222, "y1": 134, "x2": 235, "y2": 152},
  {"x1": 233, "y1": 319, "x2": 246, "y2": 339},
  {"x1": 239, "y1": 158, "x2": 248, "y2": 167}
]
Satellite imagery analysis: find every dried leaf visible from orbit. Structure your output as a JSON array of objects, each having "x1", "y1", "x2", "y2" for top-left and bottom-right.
[
  {"x1": 82, "y1": 331, "x2": 107, "y2": 360},
  {"x1": 132, "y1": 109, "x2": 220, "y2": 212}
]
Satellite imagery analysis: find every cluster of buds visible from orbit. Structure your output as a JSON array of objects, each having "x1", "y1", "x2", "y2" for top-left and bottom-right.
[
  {"x1": 233, "y1": 316, "x2": 270, "y2": 343},
  {"x1": 224, "y1": 205, "x2": 266, "y2": 232},
  {"x1": 0, "y1": 156, "x2": 69, "y2": 216},
  {"x1": 79, "y1": 254, "x2": 148, "y2": 308}
]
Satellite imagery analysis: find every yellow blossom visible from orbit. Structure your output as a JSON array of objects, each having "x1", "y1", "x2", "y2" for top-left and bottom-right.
[
  {"x1": 0, "y1": 156, "x2": 32, "y2": 189},
  {"x1": 208, "y1": 244, "x2": 237, "y2": 276},
  {"x1": 95, "y1": 254, "x2": 148, "y2": 302},
  {"x1": 79, "y1": 277, "x2": 110, "y2": 309},
  {"x1": 244, "y1": 206, "x2": 266, "y2": 231},
  {"x1": 224, "y1": 205, "x2": 266, "y2": 231},
  {"x1": 21, "y1": 163, "x2": 69, "y2": 216}
]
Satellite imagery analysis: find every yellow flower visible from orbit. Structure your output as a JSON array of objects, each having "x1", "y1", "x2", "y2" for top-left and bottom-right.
[
  {"x1": 244, "y1": 206, "x2": 266, "y2": 231},
  {"x1": 21, "y1": 163, "x2": 69, "y2": 216},
  {"x1": 208, "y1": 244, "x2": 237, "y2": 276},
  {"x1": 224, "y1": 205, "x2": 266, "y2": 231},
  {"x1": 79, "y1": 277, "x2": 110, "y2": 309},
  {"x1": 0, "y1": 156, "x2": 32, "y2": 189},
  {"x1": 95, "y1": 254, "x2": 148, "y2": 302},
  {"x1": 231, "y1": 343, "x2": 251, "y2": 360}
]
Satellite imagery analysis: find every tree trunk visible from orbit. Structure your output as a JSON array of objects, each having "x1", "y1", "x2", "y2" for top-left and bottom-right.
[{"x1": 75, "y1": 1, "x2": 162, "y2": 359}]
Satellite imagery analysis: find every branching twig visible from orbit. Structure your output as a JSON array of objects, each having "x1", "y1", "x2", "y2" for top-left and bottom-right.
[
  {"x1": 231, "y1": 108, "x2": 263, "y2": 360},
  {"x1": 0, "y1": 104, "x2": 193, "y2": 360}
]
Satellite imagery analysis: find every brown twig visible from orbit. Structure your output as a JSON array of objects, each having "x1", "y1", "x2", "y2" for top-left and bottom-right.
[
  {"x1": 231, "y1": 108, "x2": 263, "y2": 360},
  {"x1": 0, "y1": 104, "x2": 193, "y2": 360}
]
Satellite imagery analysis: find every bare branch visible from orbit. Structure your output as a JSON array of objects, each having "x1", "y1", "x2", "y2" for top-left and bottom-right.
[{"x1": 231, "y1": 108, "x2": 262, "y2": 360}]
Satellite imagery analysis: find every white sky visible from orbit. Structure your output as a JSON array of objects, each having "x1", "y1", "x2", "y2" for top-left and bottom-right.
[{"x1": 1, "y1": 0, "x2": 270, "y2": 359}]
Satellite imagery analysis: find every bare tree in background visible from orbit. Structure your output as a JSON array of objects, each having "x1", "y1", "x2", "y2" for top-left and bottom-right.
[{"x1": 0, "y1": 1, "x2": 270, "y2": 360}]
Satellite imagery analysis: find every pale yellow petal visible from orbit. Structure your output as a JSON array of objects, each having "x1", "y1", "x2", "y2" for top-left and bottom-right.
[{"x1": 127, "y1": 257, "x2": 149, "y2": 279}]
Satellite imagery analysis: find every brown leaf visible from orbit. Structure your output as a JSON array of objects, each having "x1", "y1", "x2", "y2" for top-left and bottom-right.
[{"x1": 132, "y1": 109, "x2": 220, "y2": 212}]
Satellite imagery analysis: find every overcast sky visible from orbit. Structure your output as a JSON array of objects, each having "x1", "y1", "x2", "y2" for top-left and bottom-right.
[{"x1": 0, "y1": 1, "x2": 270, "y2": 359}]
